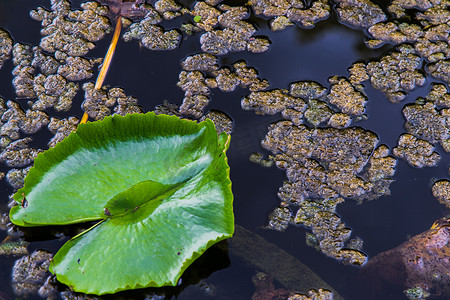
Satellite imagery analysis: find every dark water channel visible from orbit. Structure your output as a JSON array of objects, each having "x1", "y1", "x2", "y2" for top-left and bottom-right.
[{"x1": 0, "y1": 0, "x2": 449, "y2": 299}]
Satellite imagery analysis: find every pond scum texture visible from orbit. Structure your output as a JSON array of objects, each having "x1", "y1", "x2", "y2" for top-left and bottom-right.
[{"x1": 0, "y1": 0, "x2": 450, "y2": 299}]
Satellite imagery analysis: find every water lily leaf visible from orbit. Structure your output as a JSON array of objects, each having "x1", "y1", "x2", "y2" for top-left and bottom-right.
[{"x1": 9, "y1": 112, "x2": 233, "y2": 295}]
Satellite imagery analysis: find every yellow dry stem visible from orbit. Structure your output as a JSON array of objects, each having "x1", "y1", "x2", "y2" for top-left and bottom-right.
[{"x1": 80, "y1": 17, "x2": 122, "y2": 124}]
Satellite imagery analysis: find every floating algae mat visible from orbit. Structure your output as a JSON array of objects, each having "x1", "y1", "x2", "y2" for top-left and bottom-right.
[{"x1": 0, "y1": 0, "x2": 449, "y2": 299}]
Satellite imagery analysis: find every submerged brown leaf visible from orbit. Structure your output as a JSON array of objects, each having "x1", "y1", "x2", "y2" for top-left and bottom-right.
[{"x1": 99, "y1": 0, "x2": 146, "y2": 18}]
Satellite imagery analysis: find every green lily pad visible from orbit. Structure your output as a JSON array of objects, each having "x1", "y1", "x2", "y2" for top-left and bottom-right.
[{"x1": 9, "y1": 112, "x2": 234, "y2": 295}]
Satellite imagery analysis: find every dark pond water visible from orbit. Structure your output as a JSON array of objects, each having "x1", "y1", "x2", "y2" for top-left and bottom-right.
[{"x1": 0, "y1": 0, "x2": 449, "y2": 299}]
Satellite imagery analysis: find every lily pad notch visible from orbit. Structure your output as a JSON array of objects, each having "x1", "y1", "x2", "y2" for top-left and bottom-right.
[{"x1": 10, "y1": 112, "x2": 234, "y2": 295}]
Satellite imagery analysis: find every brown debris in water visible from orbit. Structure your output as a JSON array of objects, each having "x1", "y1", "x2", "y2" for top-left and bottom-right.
[
  {"x1": 12, "y1": 42, "x2": 103, "y2": 110},
  {"x1": 177, "y1": 69, "x2": 210, "y2": 118},
  {"x1": 234, "y1": 61, "x2": 269, "y2": 91},
  {"x1": 311, "y1": 211, "x2": 367, "y2": 266},
  {"x1": 427, "y1": 59, "x2": 450, "y2": 84},
  {"x1": 31, "y1": 47, "x2": 60, "y2": 76},
  {"x1": 364, "y1": 217, "x2": 450, "y2": 299},
  {"x1": 82, "y1": 85, "x2": 142, "y2": 121},
  {"x1": 297, "y1": 201, "x2": 367, "y2": 265},
  {"x1": 368, "y1": 22, "x2": 423, "y2": 45},
  {"x1": 57, "y1": 55, "x2": 102, "y2": 82},
  {"x1": 0, "y1": 238, "x2": 29, "y2": 257},
  {"x1": 415, "y1": 3, "x2": 450, "y2": 26},
  {"x1": 214, "y1": 68, "x2": 240, "y2": 92},
  {"x1": 388, "y1": 0, "x2": 433, "y2": 19},
  {"x1": 110, "y1": 88, "x2": 143, "y2": 116},
  {"x1": 357, "y1": 145, "x2": 397, "y2": 201},
  {"x1": 264, "y1": 123, "x2": 378, "y2": 175},
  {"x1": 348, "y1": 62, "x2": 369, "y2": 86},
  {"x1": 267, "y1": 205, "x2": 293, "y2": 232},
  {"x1": 251, "y1": 271, "x2": 334, "y2": 300},
  {"x1": 177, "y1": 71, "x2": 210, "y2": 97},
  {"x1": 154, "y1": 100, "x2": 181, "y2": 116}
]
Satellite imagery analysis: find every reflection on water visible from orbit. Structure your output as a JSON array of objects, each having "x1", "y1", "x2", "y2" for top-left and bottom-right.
[{"x1": 0, "y1": 0, "x2": 449, "y2": 299}]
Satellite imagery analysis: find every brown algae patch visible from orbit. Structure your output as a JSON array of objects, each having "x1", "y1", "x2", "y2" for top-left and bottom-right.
[
  {"x1": 178, "y1": 56, "x2": 269, "y2": 118},
  {"x1": 249, "y1": 152, "x2": 274, "y2": 168},
  {"x1": 123, "y1": 19, "x2": 181, "y2": 50},
  {"x1": 6, "y1": 167, "x2": 31, "y2": 190},
  {"x1": 366, "y1": 45, "x2": 426, "y2": 103},
  {"x1": 198, "y1": 4, "x2": 270, "y2": 55},
  {"x1": 0, "y1": 138, "x2": 42, "y2": 168},
  {"x1": 47, "y1": 116, "x2": 79, "y2": 147},
  {"x1": 426, "y1": 83, "x2": 450, "y2": 108},
  {"x1": 33, "y1": 74, "x2": 79, "y2": 111},
  {"x1": 335, "y1": 0, "x2": 387, "y2": 29},
  {"x1": 12, "y1": 250, "x2": 55, "y2": 299},
  {"x1": 155, "y1": 0, "x2": 183, "y2": 20},
  {"x1": 199, "y1": 110, "x2": 233, "y2": 135},
  {"x1": 0, "y1": 28, "x2": 13, "y2": 69},
  {"x1": 191, "y1": 1, "x2": 221, "y2": 32},
  {"x1": 403, "y1": 101, "x2": 449, "y2": 150},
  {"x1": 31, "y1": 0, "x2": 111, "y2": 56},
  {"x1": 242, "y1": 89, "x2": 306, "y2": 116},
  {"x1": 431, "y1": 180, "x2": 450, "y2": 208},
  {"x1": 12, "y1": 43, "x2": 36, "y2": 99},
  {"x1": 11, "y1": 43, "x2": 99, "y2": 110},
  {"x1": 261, "y1": 121, "x2": 397, "y2": 264},
  {"x1": 82, "y1": 83, "x2": 142, "y2": 121},
  {"x1": 327, "y1": 76, "x2": 367, "y2": 116},
  {"x1": 393, "y1": 134, "x2": 441, "y2": 168},
  {"x1": 249, "y1": 0, "x2": 331, "y2": 30},
  {"x1": 1, "y1": 100, "x2": 50, "y2": 137},
  {"x1": 181, "y1": 53, "x2": 219, "y2": 72}
]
